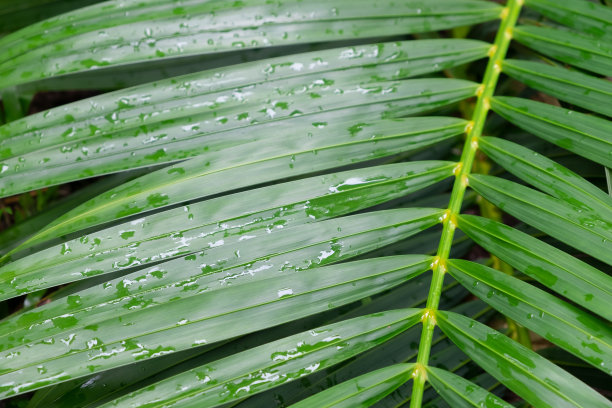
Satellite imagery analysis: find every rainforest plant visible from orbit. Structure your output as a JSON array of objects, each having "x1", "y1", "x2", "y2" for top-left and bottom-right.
[{"x1": 0, "y1": 0, "x2": 611, "y2": 406}]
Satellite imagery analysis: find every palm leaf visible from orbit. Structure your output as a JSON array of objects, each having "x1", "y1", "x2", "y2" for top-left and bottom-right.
[{"x1": 1, "y1": 0, "x2": 611, "y2": 406}]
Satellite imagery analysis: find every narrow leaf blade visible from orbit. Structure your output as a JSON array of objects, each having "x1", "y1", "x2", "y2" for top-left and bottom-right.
[
  {"x1": 468, "y1": 174, "x2": 612, "y2": 265},
  {"x1": 0, "y1": 161, "x2": 454, "y2": 299},
  {"x1": 448, "y1": 259, "x2": 612, "y2": 374},
  {"x1": 426, "y1": 367, "x2": 513, "y2": 408},
  {"x1": 456, "y1": 214, "x2": 612, "y2": 321},
  {"x1": 437, "y1": 311, "x2": 612, "y2": 408},
  {"x1": 502, "y1": 59, "x2": 612, "y2": 117},
  {"x1": 289, "y1": 363, "x2": 414, "y2": 408},
  {"x1": 513, "y1": 25, "x2": 612, "y2": 76},
  {"x1": 478, "y1": 136, "x2": 612, "y2": 215},
  {"x1": 524, "y1": 0, "x2": 612, "y2": 41},
  {"x1": 0, "y1": 0, "x2": 502, "y2": 89},
  {"x1": 101, "y1": 310, "x2": 423, "y2": 408},
  {"x1": 490, "y1": 96, "x2": 612, "y2": 168}
]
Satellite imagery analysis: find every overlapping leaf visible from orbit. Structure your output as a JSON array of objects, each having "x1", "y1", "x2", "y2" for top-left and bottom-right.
[
  {"x1": 502, "y1": 59, "x2": 612, "y2": 117},
  {"x1": 1, "y1": 0, "x2": 611, "y2": 407},
  {"x1": 289, "y1": 363, "x2": 414, "y2": 408},
  {"x1": 0, "y1": 253, "x2": 433, "y2": 397},
  {"x1": 10, "y1": 116, "x2": 467, "y2": 252},
  {"x1": 478, "y1": 136, "x2": 612, "y2": 215},
  {"x1": 468, "y1": 174, "x2": 612, "y2": 265},
  {"x1": 426, "y1": 367, "x2": 513, "y2": 408},
  {"x1": 457, "y1": 214, "x2": 612, "y2": 321},
  {"x1": 490, "y1": 97, "x2": 612, "y2": 168},
  {"x1": 0, "y1": 38, "x2": 486, "y2": 198},
  {"x1": 525, "y1": 0, "x2": 612, "y2": 40},
  {"x1": 99, "y1": 309, "x2": 423, "y2": 408},
  {"x1": 448, "y1": 259, "x2": 612, "y2": 374},
  {"x1": 0, "y1": 0, "x2": 502, "y2": 89},
  {"x1": 512, "y1": 25, "x2": 612, "y2": 76},
  {"x1": 437, "y1": 311, "x2": 612, "y2": 408},
  {"x1": 0, "y1": 162, "x2": 454, "y2": 299}
]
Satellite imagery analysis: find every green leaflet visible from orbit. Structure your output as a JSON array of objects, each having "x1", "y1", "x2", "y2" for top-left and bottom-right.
[
  {"x1": 0, "y1": 161, "x2": 455, "y2": 299},
  {"x1": 0, "y1": 254, "x2": 432, "y2": 398},
  {"x1": 0, "y1": 0, "x2": 502, "y2": 89},
  {"x1": 0, "y1": 79, "x2": 475, "y2": 198},
  {"x1": 448, "y1": 259, "x2": 612, "y2": 374},
  {"x1": 0, "y1": 38, "x2": 488, "y2": 159},
  {"x1": 524, "y1": 0, "x2": 612, "y2": 41},
  {"x1": 502, "y1": 59, "x2": 612, "y2": 117},
  {"x1": 513, "y1": 25, "x2": 612, "y2": 76},
  {"x1": 1, "y1": 0, "x2": 610, "y2": 406},
  {"x1": 423, "y1": 372, "x2": 503, "y2": 408},
  {"x1": 0, "y1": 208, "x2": 442, "y2": 339},
  {"x1": 478, "y1": 136, "x2": 612, "y2": 215},
  {"x1": 12, "y1": 116, "x2": 467, "y2": 251},
  {"x1": 538, "y1": 347, "x2": 612, "y2": 391},
  {"x1": 426, "y1": 367, "x2": 513, "y2": 408},
  {"x1": 0, "y1": 170, "x2": 147, "y2": 256},
  {"x1": 468, "y1": 174, "x2": 612, "y2": 266},
  {"x1": 456, "y1": 215, "x2": 612, "y2": 321},
  {"x1": 289, "y1": 363, "x2": 414, "y2": 408},
  {"x1": 437, "y1": 311, "x2": 612, "y2": 408},
  {"x1": 27, "y1": 345, "x2": 212, "y2": 408},
  {"x1": 33, "y1": 275, "x2": 474, "y2": 408},
  {"x1": 99, "y1": 310, "x2": 422, "y2": 408},
  {"x1": 258, "y1": 300, "x2": 491, "y2": 408},
  {"x1": 490, "y1": 96, "x2": 612, "y2": 168}
]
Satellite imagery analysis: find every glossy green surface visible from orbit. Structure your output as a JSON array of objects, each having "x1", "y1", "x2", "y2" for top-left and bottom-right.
[
  {"x1": 0, "y1": 170, "x2": 144, "y2": 256},
  {"x1": 368, "y1": 301, "x2": 495, "y2": 408},
  {"x1": 13, "y1": 116, "x2": 466, "y2": 252},
  {"x1": 437, "y1": 311, "x2": 612, "y2": 408},
  {"x1": 0, "y1": 79, "x2": 474, "y2": 199},
  {"x1": 478, "y1": 136, "x2": 612, "y2": 215},
  {"x1": 502, "y1": 59, "x2": 612, "y2": 117},
  {"x1": 513, "y1": 25, "x2": 612, "y2": 77},
  {"x1": 448, "y1": 259, "x2": 612, "y2": 374},
  {"x1": 423, "y1": 372, "x2": 503, "y2": 408},
  {"x1": 491, "y1": 96, "x2": 612, "y2": 168},
  {"x1": 525, "y1": 0, "x2": 612, "y2": 41},
  {"x1": 0, "y1": 0, "x2": 501, "y2": 89},
  {"x1": 457, "y1": 215, "x2": 612, "y2": 321},
  {"x1": 0, "y1": 39, "x2": 485, "y2": 198},
  {"x1": 37, "y1": 275, "x2": 475, "y2": 408},
  {"x1": 289, "y1": 363, "x2": 414, "y2": 408},
  {"x1": 0, "y1": 208, "x2": 441, "y2": 339},
  {"x1": 0, "y1": 253, "x2": 433, "y2": 398},
  {"x1": 0, "y1": 162, "x2": 454, "y2": 299},
  {"x1": 426, "y1": 367, "x2": 513, "y2": 408},
  {"x1": 100, "y1": 309, "x2": 422, "y2": 407},
  {"x1": 468, "y1": 174, "x2": 612, "y2": 266},
  {"x1": 1, "y1": 0, "x2": 610, "y2": 406},
  {"x1": 1, "y1": 39, "x2": 485, "y2": 154},
  {"x1": 27, "y1": 345, "x2": 212, "y2": 408}
]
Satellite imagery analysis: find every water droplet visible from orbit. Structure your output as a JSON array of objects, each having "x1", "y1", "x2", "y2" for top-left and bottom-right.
[{"x1": 277, "y1": 288, "x2": 293, "y2": 298}]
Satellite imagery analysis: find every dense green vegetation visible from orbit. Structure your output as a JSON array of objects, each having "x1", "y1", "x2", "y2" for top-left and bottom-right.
[{"x1": 0, "y1": 0, "x2": 611, "y2": 406}]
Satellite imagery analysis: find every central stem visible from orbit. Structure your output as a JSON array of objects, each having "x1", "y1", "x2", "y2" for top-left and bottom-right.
[{"x1": 409, "y1": 1, "x2": 523, "y2": 406}]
